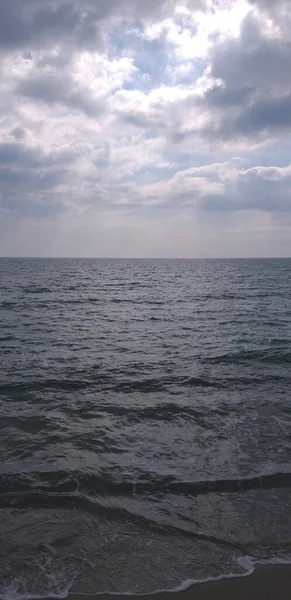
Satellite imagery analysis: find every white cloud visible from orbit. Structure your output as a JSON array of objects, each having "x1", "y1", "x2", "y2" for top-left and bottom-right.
[
  {"x1": 127, "y1": 162, "x2": 291, "y2": 213},
  {"x1": 142, "y1": 1, "x2": 252, "y2": 59}
]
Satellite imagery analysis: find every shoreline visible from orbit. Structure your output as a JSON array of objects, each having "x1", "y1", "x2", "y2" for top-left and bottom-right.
[{"x1": 67, "y1": 564, "x2": 291, "y2": 600}]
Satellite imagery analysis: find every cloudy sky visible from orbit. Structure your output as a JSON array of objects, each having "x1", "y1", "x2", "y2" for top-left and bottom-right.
[{"x1": 1, "y1": 0, "x2": 291, "y2": 257}]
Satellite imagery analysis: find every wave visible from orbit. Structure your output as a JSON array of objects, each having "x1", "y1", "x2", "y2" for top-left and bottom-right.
[
  {"x1": 0, "y1": 335, "x2": 15, "y2": 342},
  {"x1": 1, "y1": 372, "x2": 289, "y2": 396},
  {"x1": 203, "y1": 349, "x2": 291, "y2": 364},
  {"x1": 110, "y1": 299, "x2": 165, "y2": 305},
  {"x1": 0, "y1": 489, "x2": 240, "y2": 554},
  {"x1": 1, "y1": 470, "x2": 291, "y2": 506},
  {"x1": 21, "y1": 287, "x2": 51, "y2": 294},
  {"x1": 0, "y1": 472, "x2": 249, "y2": 561},
  {"x1": 1, "y1": 554, "x2": 291, "y2": 600}
]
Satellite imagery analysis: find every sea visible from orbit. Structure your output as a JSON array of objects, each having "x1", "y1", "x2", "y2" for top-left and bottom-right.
[{"x1": 1, "y1": 257, "x2": 291, "y2": 598}]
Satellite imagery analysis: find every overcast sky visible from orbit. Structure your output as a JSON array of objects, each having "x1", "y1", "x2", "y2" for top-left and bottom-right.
[{"x1": 1, "y1": 0, "x2": 291, "y2": 257}]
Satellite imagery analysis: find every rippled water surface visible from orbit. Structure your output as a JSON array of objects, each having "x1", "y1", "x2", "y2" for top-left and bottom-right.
[{"x1": 1, "y1": 258, "x2": 291, "y2": 597}]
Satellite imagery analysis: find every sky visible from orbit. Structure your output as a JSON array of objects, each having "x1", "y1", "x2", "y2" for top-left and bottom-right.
[{"x1": 1, "y1": 0, "x2": 291, "y2": 258}]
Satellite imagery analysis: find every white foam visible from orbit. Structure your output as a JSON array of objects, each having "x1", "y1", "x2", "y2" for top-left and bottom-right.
[
  {"x1": 2, "y1": 555, "x2": 291, "y2": 600},
  {"x1": 0, "y1": 579, "x2": 74, "y2": 600},
  {"x1": 256, "y1": 556, "x2": 291, "y2": 566}
]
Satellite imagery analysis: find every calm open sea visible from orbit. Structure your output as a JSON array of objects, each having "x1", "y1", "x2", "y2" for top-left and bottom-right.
[{"x1": 1, "y1": 258, "x2": 291, "y2": 598}]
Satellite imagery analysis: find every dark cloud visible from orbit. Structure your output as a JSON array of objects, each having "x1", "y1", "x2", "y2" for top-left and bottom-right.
[
  {"x1": 10, "y1": 126, "x2": 26, "y2": 140},
  {"x1": 120, "y1": 112, "x2": 152, "y2": 128},
  {"x1": 17, "y1": 72, "x2": 105, "y2": 117},
  {"x1": 117, "y1": 102, "x2": 165, "y2": 129},
  {"x1": 0, "y1": 141, "x2": 78, "y2": 217},
  {"x1": 77, "y1": 0, "x2": 206, "y2": 21},
  {"x1": 164, "y1": 7, "x2": 291, "y2": 147},
  {"x1": 0, "y1": 141, "x2": 76, "y2": 169},
  {"x1": 0, "y1": 142, "x2": 43, "y2": 167},
  {"x1": 251, "y1": 0, "x2": 285, "y2": 6},
  {"x1": 0, "y1": 1, "x2": 29, "y2": 50},
  {"x1": 201, "y1": 166, "x2": 291, "y2": 212},
  {"x1": 193, "y1": 93, "x2": 291, "y2": 144},
  {"x1": 250, "y1": 0, "x2": 289, "y2": 14},
  {"x1": 201, "y1": 10, "x2": 291, "y2": 142},
  {"x1": 0, "y1": 0, "x2": 205, "y2": 53},
  {"x1": 200, "y1": 85, "x2": 253, "y2": 108},
  {"x1": 0, "y1": 1, "x2": 101, "y2": 51},
  {"x1": 210, "y1": 12, "x2": 291, "y2": 90},
  {"x1": 233, "y1": 93, "x2": 291, "y2": 136}
]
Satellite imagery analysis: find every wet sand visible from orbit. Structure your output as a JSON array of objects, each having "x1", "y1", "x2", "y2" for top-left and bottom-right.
[{"x1": 68, "y1": 564, "x2": 291, "y2": 600}]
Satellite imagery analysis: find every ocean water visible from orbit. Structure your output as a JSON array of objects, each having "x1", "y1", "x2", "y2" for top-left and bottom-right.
[{"x1": 1, "y1": 258, "x2": 291, "y2": 598}]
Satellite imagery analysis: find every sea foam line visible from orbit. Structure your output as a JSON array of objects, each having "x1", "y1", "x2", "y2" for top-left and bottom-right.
[{"x1": 2, "y1": 555, "x2": 291, "y2": 600}]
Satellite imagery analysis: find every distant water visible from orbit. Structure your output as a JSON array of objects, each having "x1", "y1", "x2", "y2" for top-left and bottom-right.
[{"x1": 1, "y1": 258, "x2": 291, "y2": 598}]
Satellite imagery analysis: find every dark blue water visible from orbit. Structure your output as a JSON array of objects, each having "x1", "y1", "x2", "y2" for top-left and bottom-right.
[{"x1": 1, "y1": 258, "x2": 291, "y2": 597}]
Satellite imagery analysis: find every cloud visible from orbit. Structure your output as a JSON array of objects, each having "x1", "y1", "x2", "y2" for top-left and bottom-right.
[
  {"x1": 250, "y1": 0, "x2": 289, "y2": 17},
  {"x1": 1, "y1": 0, "x2": 291, "y2": 257},
  {"x1": 210, "y1": 14, "x2": 291, "y2": 90},
  {"x1": 135, "y1": 162, "x2": 291, "y2": 213},
  {"x1": 201, "y1": 164, "x2": 291, "y2": 212},
  {"x1": 0, "y1": 1, "x2": 96, "y2": 51},
  {"x1": 232, "y1": 93, "x2": 291, "y2": 137},
  {"x1": 17, "y1": 72, "x2": 106, "y2": 117},
  {"x1": 144, "y1": 6, "x2": 291, "y2": 150},
  {"x1": 0, "y1": 0, "x2": 206, "y2": 53},
  {"x1": 199, "y1": 8, "x2": 291, "y2": 143},
  {"x1": 201, "y1": 85, "x2": 253, "y2": 108},
  {"x1": 0, "y1": 140, "x2": 79, "y2": 217}
]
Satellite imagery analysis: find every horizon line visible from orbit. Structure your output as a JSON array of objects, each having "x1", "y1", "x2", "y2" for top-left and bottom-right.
[{"x1": 1, "y1": 256, "x2": 291, "y2": 261}]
